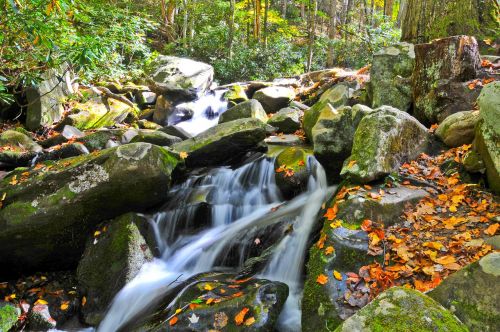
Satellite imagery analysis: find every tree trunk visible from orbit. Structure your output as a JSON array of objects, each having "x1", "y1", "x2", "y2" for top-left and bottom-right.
[
  {"x1": 327, "y1": 0, "x2": 338, "y2": 67},
  {"x1": 227, "y1": 0, "x2": 236, "y2": 58},
  {"x1": 254, "y1": 0, "x2": 261, "y2": 40},
  {"x1": 264, "y1": 0, "x2": 269, "y2": 46},
  {"x1": 396, "y1": 0, "x2": 408, "y2": 27},
  {"x1": 282, "y1": 0, "x2": 287, "y2": 18},
  {"x1": 182, "y1": 0, "x2": 188, "y2": 45},
  {"x1": 307, "y1": 0, "x2": 318, "y2": 72},
  {"x1": 384, "y1": 0, "x2": 394, "y2": 20}
]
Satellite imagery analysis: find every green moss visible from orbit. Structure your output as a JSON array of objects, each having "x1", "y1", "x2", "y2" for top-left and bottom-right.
[
  {"x1": 1, "y1": 201, "x2": 38, "y2": 225},
  {"x1": 0, "y1": 303, "x2": 19, "y2": 332}
]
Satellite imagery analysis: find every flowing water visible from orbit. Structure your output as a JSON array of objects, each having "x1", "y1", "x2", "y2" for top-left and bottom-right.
[{"x1": 97, "y1": 154, "x2": 330, "y2": 332}]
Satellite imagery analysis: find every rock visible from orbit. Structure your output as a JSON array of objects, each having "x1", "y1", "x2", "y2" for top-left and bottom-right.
[
  {"x1": 0, "y1": 302, "x2": 20, "y2": 332},
  {"x1": 28, "y1": 304, "x2": 57, "y2": 330},
  {"x1": 25, "y1": 66, "x2": 73, "y2": 130},
  {"x1": 135, "y1": 91, "x2": 157, "y2": 107},
  {"x1": 335, "y1": 287, "x2": 467, "y2": 332},
  {"x1": 133, "y1": 273, "x2": 288, "y2": 332},
  {"x1": 303, "y1": 83, "x2": 354, "y2": 140},
  {"x1": 139, "y1": 108, "x2": 155, "y2": 120},
  {"x1": 429, "y1": 252, "x2": 500, "y2": 332},
  {"x1": 130, "y1": 130, "x2": 182, "y2": 146},
  {"x1": 312, "y1": 105, "x2": 374, "y2": 180},
  {"x1": 38, "y1": 142, "x2": 90, "y2": 162},
  {"x1": 76, "y1": 129, "x2": 125, "y2": 151},
  {"x1": 412, "y1": 35, "x2": 481, "y2": 124},
  {"x1": 62, "y1": 98, "x2": 136, "y2": 130},
  {"x1": 172, "y1": 118, "x2": 267, "y2": 168},
  {"x1": 77, "y1": 213, "x2": 155, "y2": 325},
  {"x1": 274, "y1": 147, "x2": 311, "y2": 199},
  {"x1": 253, "y1": 86, "x2": 295, "y2": 113},
  {"x1": 265, "y1": 135, "x2": 303, "y2": 146},
  {"x1": 368, "y1": 43, "x2": 415, "y2": 112},
  {"x1": 267, "y1": 107, "x2": 302, "y2": 134},
  {"x1": 436, "y1": 111, "x2": 480, "y2": 147},
  {"x1": 152, "y1": 95, "x2": 173, "y2": 125},
  {"x1": 290, "y1": 100, "x2": 310, "y2": 111},
  {"x1": 138, "y1": 119, "x2": 163, "y2": 130},
  {"x1": 463, "y1": 150, "x2": 486, "y2": 173},
  {"x1": 218, "y1": 99, "x2": 267, "y2": 124},
  {"x1": 148, "y1": 55, "x2": 214, "y2": 101},
  {"x1": 158, "y1": 125, "x2": 192, "y2": 140},
  {"x1": 0, "y1": 130, "x2": 42, "y2": 167},
  {"x1": 474, "y1": 82, "x2": 500, "y2": 193},
  {"x1": 0, "y1": 143, "x2": 180, "y2": 274},
  {"x1": 341, "y1": 106, "x2": 429, "y2": 183},
  {"x1": 224, "y1": 85, "x2": 248, "y2": 106}
]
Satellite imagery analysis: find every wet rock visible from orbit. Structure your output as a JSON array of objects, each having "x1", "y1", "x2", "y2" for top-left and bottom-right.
[
  {"x1": 224, "y1": 85, "x2": 249, "y2": 106},
  {"x1": 0, "y1": 129, "x2": 43, "y2": 167},
  {"x1": 40, "y1": 125, "x2": 84, "y2": 148},
  {"x1": 0, "y1": 143, "x2": 180, "y2": 274},
  {"x1": 138, "y1": 119, "x2": 163, "y2": 130},
  {"x1": 0, "y1": 302, "x2": 20, "y2": 332},
  {"x1": 274, "y1": 147, "x2": 311, "y2": 199},
  {"x1": 28, "y1": 304, "x2": 57, "y2": 330},
  {"x1": 436, "y1": 110, "x2": 480, "y2": 147},
  {"x1": 218, "y1": 99, "x2": 267, "y2": 124},
  {"x1": 76, "y1": 129, "x2": 126, "y2": 151},
  {"x1": 172, "y1": 118, "x2": 267, "y2": 168},
  {"x1": 290, "y1": 100, "x2": 310, "y2": 111},
  {"x1": 265, "y1": 135, "x2": 303, "y2": 146},
  {"x1": 341, "y1": 106, "x2": 429, "y2": 183},
  {"x1": 159, "y1": 125, "x2": 192, "y2": 140},
  {"x1": 77, "y1": 213, "x2": 155, "y2": 325},
  {"x1": 368, "y1": 43, "x2": 415, "y2": 112},
  {"x1": 135, "y1": 90, "x2": 157, "y2": 108},
  {"x1": 267, "y1": 107, "x2": 302, "y2": 134},
  {"x1": 312, "y1": 105, "x2": 374, "y2": 180},
  {"x1": 335, "y1": 287, "x2": 467, "y2": 332},
  {"x1": 412, "y1": 36, "x2": 481, "y2": 124},
  {"x1": 130, "y1": 130, "x2": 182, "y2": 146},
  {"x1": 463, "y1": 150, "x2": 486, "y2": 173},
  {"x1": 153, "y1": 95, "x2": 173, "y2": 125},
  {"x1": 38, "y1": 142, "x2": 90, "y2": 162},
  {"x1": 139, "y1": 108, "x2": 155, "y2": 120},
  {"x1": 253, "y1": 86, "x2": 295, "y2": 113},
  {"x1": 428, "y1": 252, "x2": 499, "y2": 332}
]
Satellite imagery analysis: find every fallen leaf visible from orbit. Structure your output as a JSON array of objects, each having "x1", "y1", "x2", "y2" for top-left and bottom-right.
[
  {"x1": 244, "y1": 316, "x2": 256, "y2": 326},
  {"x1": 324, "y1": 204, "x2": 338, "y2": 221},
  {"x1": 325, "y1": 246, "x2": 334, "y2": 255},
  {"x1": 35, "y1": 299, "x2": 48, "y2": 305},
  {"x1": 204, "y1": 284, "x2": 213, "y2": 291},
  {"x1": 60, "y1": 301, "x2": 70, "y2": 310},
  {"x1": 316, "y1": 274, "x2": 328, "y2": 285},
  {"x1": 82, "y1": 296, "x2": 86, "y2": 306},
  {"x1": 188, "y1": 313, "x2": 199, "y2": 324},
  {"x1": 235, "y1": 307, "x2": 249, "y2": 325},
  {"x1": 169, "y1": 316, "x2": 178, "y2": 326},
  {"x1": 179, "y1": 151, "x2": 188, "y2": 159},
  {"x1": 423, "y1": 241, "x2": 444, "y2": 251},
  {"x1": 434, "y1": 255, "x2": 456, "y2": 265},
  {"x1": 333, "y1": 270, "x2": 342, "y2": 281},
  {"x1": 484, "y1": 223, "x2": 499, "y2": 236},
  {"x1": 347, "y1": 160, "x2": 357, "y2": 168}
]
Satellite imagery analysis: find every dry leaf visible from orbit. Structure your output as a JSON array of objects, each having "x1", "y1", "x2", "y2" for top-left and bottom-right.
[
  {"x1": 316, "y1": 274, "x2": 328, "y2": 285},
  {"x1": 169, "y1": 316, "x2": 178, "y2": 326},
  {"x1": 234, "y1": 307, "x2": 249, "y2": 326},
  {"x1": 333, "y1": 270, "x2": 342, "y2": 281}
]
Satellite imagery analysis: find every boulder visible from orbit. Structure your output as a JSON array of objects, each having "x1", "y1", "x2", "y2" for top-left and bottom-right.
[
  {"x1": 368, "y1": 43, "x2": 415, "y2": 112},
  {"x1": 76, "y1": 129, "x2": 126, "y2": 151},
  {"x1": 474, "y1": 82, "x2": 500, "y2": 193},
  {"x1": 341, "y1": 106, "x2": 429, "y2": 183},
  {"x1": 39, "y1": 125, "x2": 84, "y2": 149},
  {"x1": 265, "y1": 135, "x2": 303, "y2": 146},
  {"x1": 153, "y1": 95, "x2": 173, "y2": 125},
  {"x1": 172, "y1": 118, "x2": 267, "y2": 168},
  {"x1": 253, "y1": 86, "x2": 295, "y2": 113},
  {"x1": 412, "y1": 35, "x2": 481, "y2": 124},
  {"x1": 436, "y1": 111, "x2": 480, "y2": 147},
  {"x1": 148, "y1": 56, "x2": 214, "y2": 101},
  {"x1": 0, "y1": 302, "x2": 20, "y2": 332},
  {"x1": 267, "y1": 107, "x2": 302, "y2": 134},
  {"x1": 224, "y1": 85, "x2": 248, "y2": 106},
  {"x1": 137, "y1": 119, "x2": 163, "y2": 130},
  {"x1": 218, "y1": 99, "x2": 267, "y2": 124},
  {"x1": 38, "y1": 142, "x2": 90, "y2": 162},
  {"x1": 335, "y1": 287, "x2": 467, "y2": 332},
  {"x1": 429, "y1": 252, "x2": 500, "y2": 332},
  {"x1": 130, "y1": 130, "x2": 182, "y2": 146},
  {"x1": 274, "y1": 147, "x2": 311, "y2": 199},
  {"x1": 158, "y1": 125, "x2": 192, "y2": 140},
  {"x1": 463, "y1": 150, "x2": 486, "y2": 173},
  {"x1": 0, "y1": 129, "x2": 42, "y2": 167},
  {"x1": 0, "y1": 143, "x2": 180, "y2": 274},
  {"x1": 77, "y1": 213, "x2": 155, "y2": 325},
  {"x1": 312, "y1": 105, "x2": 374, "y2": 180},
  {"x1": 135, "y1": 91, "x2": 157, "y2": 108}
]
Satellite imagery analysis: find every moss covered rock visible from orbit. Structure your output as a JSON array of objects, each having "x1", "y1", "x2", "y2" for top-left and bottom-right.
[
  {"x1": 224, "y1": 85, "x2": 249, "y2": 107},
  {"x1": 76, "y1": 129, "x2": 126, "y2": 151},
  {"x1": 274, "y1": 147, "x2": 311, "y2": 198},
  {"x1": 341, "y1": 106, "x2": 429, "y2": 183},
  {"x1": 172, "y1": 118, "x2": 267, "y2": 168},
  {"x1": 253, "y1": 86, "x2": 295, "y2": 113},
  {"x1": 77, "y1": 213, "x2": 154, "y2": 325},
  {"x1": 368, "y1": 43, "x2": 415, "y2": 112},
  {"x1": 436, "y1": 111, "x2": 480, "y2": 147},
  {"x1": 0, "y1": 302, "x2": 20, "y2": 332},
  {"x1": 130, "y1": 130, "x2": 182, "y2": 146},
  {"x1": 429, "y1": 252, "x2": 499, "y2": 332},
  {"x1": 0, "y1": 143, "x2": 180, "y2": 274},
  {"x1": 312, "y1": 104, "x2": 374, "y2": 180},
  {"x1": 218, "y1": 99, "x2": 267, "y2": 124},
  {"x1": 335, "y1": 287, "x2": 467, "y2": 332},
  {"x1": 267, "y1": 107, "x2": 302, "y2": 134},
  {"x1": 0, "y1": 130, "x2": 43, "y2": 167}
]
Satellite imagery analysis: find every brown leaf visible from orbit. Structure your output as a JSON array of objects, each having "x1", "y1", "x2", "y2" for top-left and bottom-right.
[{"x1": 235, "y1": 307, "x2": 249, "y2": 326}]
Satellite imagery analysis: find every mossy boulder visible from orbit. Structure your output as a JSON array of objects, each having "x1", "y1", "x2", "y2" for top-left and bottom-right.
[
  {"x1": 478, "y1": 81, "x2": 500, "y2": 137},
  {"x1": 267, "y1": 107, "x2": 302, "y2": 134},
  {"x1": 218, "y1": 99, "x2": 267, "y2": 124},
  {"x1": 224, "y1": 85, "x2": 249, "y2": 107},
  {"x1": 158, "y1": 125, "x2": 192, "y2": 140},
  {"x1": 312, "y1": 104, "x2": 374, "y2": 180},
  {"x1": 429, "y1": 252, "x2": 499, "y2": 332},
  {"x1": 130, "y1": 130, "x2": 182, "y2": 146},
  {"x1": 436, "y1": 110, "x2": 480, "y2": 147},
  {"x1": 335, "y1": 287, "x2": 468, "y2": 332},
  {"x1": 0, "y1": 130, "x2": 43, "y2": 167},
  {"x1": 77, "y1": 213, "x2": 155, "y2": 325},
  {"x1": 341, "y1": 106, "x2": 429, "y2": 184},
  {"x1": 172, "y1": 118, "x2": 267, "y2": 168},
  {"x1": 274, "y1": 147, "x2": 311, "y2": 198},
  {"x1": 368, "y1": 43, "x2": 415, "y2": 112},
  {"x1": 76, "y1": 129, "x2": 126, "y2": 151},
  {"x1": 253, "y1": 86, "x2": 295, "y2": 113},
  {"x1": 0, "y1": 302, "x2": 20, "y2": 332},
  {"x1": 0, "y1": 143, "x2": 180, "y2": 274}
]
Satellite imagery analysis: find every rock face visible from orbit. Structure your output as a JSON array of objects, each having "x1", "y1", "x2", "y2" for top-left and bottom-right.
[
  {"x1": 130, "y1": 130, "x2": 182, "y2": 146},
  {"x1": 429, "y1": 252, "x2": 500, "y2": 332},
  {"x1": 274, "y1": 147, "x2": 311, "y2": 198},
  {"x1": 25, "y1": 67, "x2": 73, "y2": 130},
  {"x1": 436, "y1": 110, "x2": 480, "y2": 147},
  {"x1": 253, "y1": 86, "x2": 295, "y2": 113},
  {"x1": 0, "y1": 143, "x2": 180, "y2": 274},
  {"x1": 474, "y1": 82, "x2": 500, "y2": 193},
  {"x1": 267, "y1": 107, "x2": 302, "y2": 134},
  {"x1": 341, "y1": 106, "x2": 429, "y2": 183},
  {"x1": 335, "y1": 287, "x2": 467, "y2": 332},
  {"x1": 412, "y1": 35, "x2": 481, "y2": 124},
  {"x1": 218, "y1": 99, "x2": 267, "y2": 124},
  {"x1": 172, "y1": 118, "x2": 267, "y2": 167},
  {"x1": 312, "y1": 105, "x2": 374, "y2": 180},
  {"x1": 368, "y1": 43, "x2": 415, "y2": 112},
  {"x1": 224, "y1": 85, "x2": 248, "y2": 106},
  {"x1": 148, "y1": 56, "x2": 214, "y2": 100},
  {"x1": 77, "y1": 213, "x2": 154, "y2": 325}
]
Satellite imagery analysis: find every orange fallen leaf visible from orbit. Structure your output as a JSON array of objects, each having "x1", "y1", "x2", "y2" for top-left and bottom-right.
[
  {"x1": 316, "y1": 274, "x2": 328, "y2": 285},
  {"x1": 169, "y1": 316, "x2": 178, "y2": 326},
  {"x1": 434, "y1": 255, "x2": 456, "y2": 265},
  {"x1": 81, "y1": 296, "x2": 86, "y2": 306},
  {"x1": 235, "y1": 307, "x2": 249, "y2": 325},
  {"x1": 35, "y1": 299, "x2": 48, "y2": 305},
  {"x1": 324, "y1": 204, "x2": 338, "y2": 221},
  {"x1": 60, "y1": 301, "x2": 70, "y2": 310},
  {"x1": 324, "y1": 246, "x2": 334, "y2": 255},
  {"x1": 179, "y1": 152, "x2": 188, "y2": 160},
  {"x1": 484, "y1": 223, "x2": 499, "y2": 236},
  {"x1": 347, "y1": 160, "x2": 357, "y2": 168},
  {"x1": 206, "y1": 298, "x2": 214, "y2": 304}
]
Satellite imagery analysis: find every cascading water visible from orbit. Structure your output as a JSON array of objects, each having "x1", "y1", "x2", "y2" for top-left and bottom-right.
[{"x1": 98, "y1": 155, "x2": 330, "y2": 332}]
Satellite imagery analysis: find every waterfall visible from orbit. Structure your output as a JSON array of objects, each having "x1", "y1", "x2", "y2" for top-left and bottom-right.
[{"x1": 98, "y1": 155, "x2": 330, "y2": 332}]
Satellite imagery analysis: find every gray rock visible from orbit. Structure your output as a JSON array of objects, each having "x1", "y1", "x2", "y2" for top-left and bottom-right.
[
  {"x1": 218, "y1": 99, "x2": 267, "y2": 124},
  {"x1": 436, "y1": 111, "x2": 480, "y2": 147},
  {"x1": 341, "y1": 106, "x2": 429, "y2": 183},
  {"x1": 265, "y1": 135, "x2": 303, "y2": 146},
  {"x1": 137, "y1": 119, "x2": 163, "y2": 130},
  {"x1": 253, "y1": 86, "x2": 295, "y2": 113},
  {"x1": 38, "y1": 142, "x2": 90, "y2": 162},
  {"x1": 135, "y1": 91, "x2": 157, "y2": 107},
  {"x1": 153, "y1": 95, "x2": 173, "y2": 125},
  {"x1": 130, "y1": 130, "x2": 182, "y2": 146},
  {"x1": 0, "y1": 130, "x2": 42, "y2": 167},
  {"x1": 429, "y1": 252, "x2": 500, "y2": 332},
  {"x1": 224, "y1": 85, "x2": 248, "y2": 106},
  {"x1": 267, "y1": 107, "x2": 302, "y2": 133},
  {"x1": 159, "y1": 125, "x2": 192, "y2": 140}
]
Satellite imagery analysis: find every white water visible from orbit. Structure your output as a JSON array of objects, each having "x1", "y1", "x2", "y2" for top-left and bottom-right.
[
  {"x1": 174, "y1": 89, "x2": 228, "y2": 136},
  {"x1": 98, "y1": 156, "x2": 329, "y2": 332}
]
